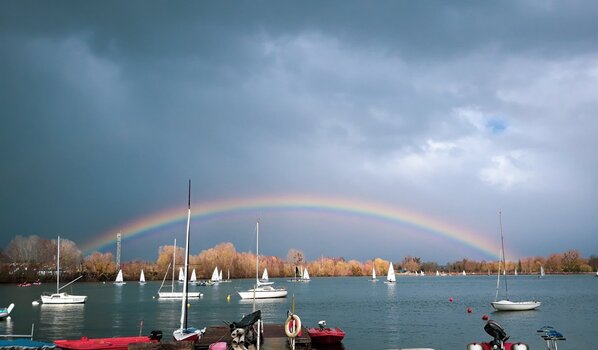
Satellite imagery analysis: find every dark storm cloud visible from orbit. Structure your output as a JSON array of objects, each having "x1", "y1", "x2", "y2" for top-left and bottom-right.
[{"x1": 1, "y1": 1, "x2": 597, "y2": 261}]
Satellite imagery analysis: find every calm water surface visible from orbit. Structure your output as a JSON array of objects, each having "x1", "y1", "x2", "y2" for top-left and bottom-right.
[{"x1": 1, "y1": 275, "x2": 596, "y2": 349}]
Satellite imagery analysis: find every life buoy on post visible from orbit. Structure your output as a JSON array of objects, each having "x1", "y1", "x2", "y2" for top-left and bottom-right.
[{"x1": 284, "y1": 314, "x2": 302, "y2": 338}]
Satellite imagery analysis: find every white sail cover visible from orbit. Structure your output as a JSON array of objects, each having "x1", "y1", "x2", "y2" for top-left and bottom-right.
[
  {"x1": 302, "y1": 267, "x2": 310, "y2": 280},
  {"x1": 262, "y1": 268, "x2": 269, "y2": 281},
  {"x1": 211, "y1": 267, "x2": 219, "y2": 282},
  {"x1": 190, "y1": 269, "x2": 197, "y2": 282},
  {"x1": 139, "y1": 269, "x2": 146, "y2": 282},
  {"x1": 178, "y1": 267, "x2": 185, "y2": 282},
  {"x1": 387, "y1": 262, "x2": 396, "y2": 282}
]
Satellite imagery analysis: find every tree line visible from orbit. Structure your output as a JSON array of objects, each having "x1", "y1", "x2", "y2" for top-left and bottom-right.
[{"x1": 1, "y1": 235, "x2": 597, "y2": 283}]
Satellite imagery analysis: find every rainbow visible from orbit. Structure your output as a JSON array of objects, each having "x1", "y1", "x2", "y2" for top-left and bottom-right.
[{"x1": 81, "y1": 194, "x2": 501, "y2": 259}]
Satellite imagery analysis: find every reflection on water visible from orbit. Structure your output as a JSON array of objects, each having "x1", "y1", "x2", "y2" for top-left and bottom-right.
[
  {"x1": 1, "y1": 276, "x2": 597, "y2": 348},
  {"x1": 39, "y1": 304, "x2": 85, "y2": 339},
  {"x1": 1, "y1": 317, "x2": 14, "y2": 335}
]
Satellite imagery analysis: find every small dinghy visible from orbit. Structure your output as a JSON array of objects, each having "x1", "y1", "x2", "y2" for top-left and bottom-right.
[
  {"x1": 307, "y1": 321, "x2": 345, "y2": 344},
  {"x1": 0, "y1": 304, "x2": 14, "y2": 319}
]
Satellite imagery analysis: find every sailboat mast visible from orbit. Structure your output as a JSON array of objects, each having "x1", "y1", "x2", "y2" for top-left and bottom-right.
[
  {"x1": 57, "y1": 236, "x2": 60, "y2": 293},
  {"x1": 255, "y1": 220, "x2": 259, "y2": 284},
  {"x1": 180, "y1": 180, "x2": 191, "y2": 331},
  {"x1": 499, "y1": 211, "x2": 509, "y2": 300},
  {"x1": 172, "y1": 239, "x2": 176, "y2": 293}
]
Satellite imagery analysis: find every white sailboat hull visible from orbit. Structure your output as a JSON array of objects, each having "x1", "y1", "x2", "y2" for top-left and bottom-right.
[
  {"x1": 237, "y1": 287, "x2": 288, "y2": 299},
  {"x1": 0, "y1": 304, "x2": 14, "y2": 318},
  {"x1": 158, "y1": 291, "x2": 202, "y2": 299},
  {"x1": 41, "y1": 293, "x2": 87, "y2": 304},
  {"x1": 257, "y1": 281, "x2": 274, "y2": 286},
  {"x1": 490, "y1": 300, "x2": 541, "y2": 311},
  {"x1": 173, "y1": 327, "x2": 204, "y2": 342}
]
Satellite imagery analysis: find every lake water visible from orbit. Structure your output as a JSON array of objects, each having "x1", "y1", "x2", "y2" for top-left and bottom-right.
[{"x1": 1, "y1": 275, "x2": 596, "y2": 349}]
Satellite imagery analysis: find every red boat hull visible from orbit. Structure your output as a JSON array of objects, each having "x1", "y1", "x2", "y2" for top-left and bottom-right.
[
  {"x1": 307, "y1": 328, "x2": 345, "y2": 344},
  {"x1": 54, "y1": 336, "x2": 156, "y2": 350}
]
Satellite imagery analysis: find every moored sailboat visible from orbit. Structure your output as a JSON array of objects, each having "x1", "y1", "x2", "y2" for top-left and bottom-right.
[
  {"x1": 490, "y1": 211, "x2": 540, "y2": 311},
  {"x1": 39, "y1": 236, "x2": 87, "y2": 304},
  {"x1": 238, "y1": 221, "x2": 287, "y2": 299},
  {"x1": 158, "y1": 239, "x2": 201, "y2": 299}
]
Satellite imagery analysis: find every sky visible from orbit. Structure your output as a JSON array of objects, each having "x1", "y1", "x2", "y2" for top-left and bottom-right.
[{"x1": 1, "y1": 1, "x2": 597, "y2": 264}]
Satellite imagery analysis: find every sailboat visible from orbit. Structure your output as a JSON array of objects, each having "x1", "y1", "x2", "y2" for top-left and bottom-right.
[
  {"x1": 210, "y1": 267, "x2": 220, "y2": 284},
  {"x1": 238, "y1": 221, "x2": 287, "y2": 299},
  {"x1": 436, "y1": 270, "x2": 440, "y2": 276},
  {"x1": 462, "y1": 270, "x2": 466, "y2": 276},
  {"x1": 172, "y1": 180, "x2": 204, "y2": 342},
  {"x1": 259, "y1": 268, "x2": 273, "y2": 286},
  {"x1": 220, "y1": 269, "x2": 232, "y2": 283},
  {"x1": 491, "y1": 211, "x2": 541, "y2": 311},
  {"x1": 40, "y1": 236, "x2": 87, "y2": 304},
  {"x1": 288, "y1": 266, "x2": 304, "y2": 282},
  {"x1": 139, "y1": 270, "x2": 146, "y2": 285},
  {"x1": 540, "y1": 266, "x2": 545, "y2": 278},
  {"x1": 114, "y1": 269, "x2": 126, "y2": 285},
  {"x1": 189, "y1": 269, "x2": 198, "y2": 286},
  {"x1": 158, "y1": 238, "x2": 201, "y2": 299},
  {"x1": 178, "y1": 267, "x2": 185, "y2": 283},
  {"x1": 301, "y1": 267, "x2": 311, "y2": 282},
  {"x1": 371, "y1": 267, "x2": 378, "y2": 282},
  {"x1": 384, "y1": 262, "x2": 396, "y2": 284}
]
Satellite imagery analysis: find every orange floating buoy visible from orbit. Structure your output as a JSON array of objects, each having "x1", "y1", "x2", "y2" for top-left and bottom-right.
[
  {"x1": 467, "y1": 307, "x2": 472, "y2": 313},
  {"x1": 482, "y1": 315, "x2": 489, "y2": 320}
]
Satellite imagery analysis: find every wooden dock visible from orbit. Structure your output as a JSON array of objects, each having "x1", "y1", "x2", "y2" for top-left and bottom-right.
[
  {"x1": 130, "y1": 324, "x2": 311, "y2": 350},
  {"x1": 196, "y1": 324, "x2": 311, "y2": 350}
]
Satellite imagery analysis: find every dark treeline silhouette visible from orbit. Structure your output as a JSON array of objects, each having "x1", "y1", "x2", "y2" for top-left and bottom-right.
[{"x1": 2, "y1": 235, "x2": 597, "y2": 283}]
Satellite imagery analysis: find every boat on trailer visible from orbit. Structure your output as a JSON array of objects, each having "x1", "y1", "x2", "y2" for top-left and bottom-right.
[
  {"x1": 307, "y1": 321, "x2": 345, "y2": 344},
  {"x1": 172, "y1": 180, "x2": 205, "y2": 342},
  {"x1": 53, "y1": 332, "x2": 162, "y2": 350}
]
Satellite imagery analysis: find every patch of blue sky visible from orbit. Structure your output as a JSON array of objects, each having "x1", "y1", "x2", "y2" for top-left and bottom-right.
[{"x1": 486, "y1": 119, "x2": 506, "y2": 134}]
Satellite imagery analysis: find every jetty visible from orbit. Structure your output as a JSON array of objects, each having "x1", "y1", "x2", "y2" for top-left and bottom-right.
[{"x1": 129, "y1": 324, "x2": 311, "y2": 350}]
